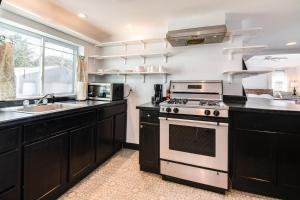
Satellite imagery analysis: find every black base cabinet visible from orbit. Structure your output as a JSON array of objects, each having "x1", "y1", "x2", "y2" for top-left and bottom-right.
[
  {"x1": 96, "y1": 117, "x2": 114, "y2": 164},
  {"x1": 138, "y1": 109, "x2": 160, "y2": 174},
  {"x1": 23, "y1": 133, "x2": 68, "y2": 200},
  {"x1": 69, "y1": 125, "x2": 95, "y2": 183},
  {"x1": 0, "y1": 127, "x2": 21, "y2": 200},
  {"x1": 0, "y1": 101, "x2": 127, "y2": 200},
  {"x1": 230, "y1": 110, "x2": 300, "y2": 199}
]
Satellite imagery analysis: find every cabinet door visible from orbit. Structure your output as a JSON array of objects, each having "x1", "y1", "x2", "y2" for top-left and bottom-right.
[
  {"x1": 69, "y1": 125, "x2": 95, "y2": 182},
  {"x1": 114, "y1": 112, "x2": 127, "y2": 151},
  {"x1": 139, "y1": 123, "x2": 160, "y2": 173},
  {"x1": 23, "y1": 133, "x2": 68, "y2": 200},
  {"x1": 233, "y1": 129, "x2": 277, "y2": 194},
  {"x1": 0, "y1": 150, "x2": 19, "y2": 200},
  {"x1": 278, "y1": 133, "x2": 300, "y2": 198},
  {"x1": 96, "y1": 117, "x2": 114, "y2": 164}
]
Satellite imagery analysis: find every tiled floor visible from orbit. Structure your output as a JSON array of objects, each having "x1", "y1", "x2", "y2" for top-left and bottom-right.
[{"x1": 59, "y1": 149, "x2": 276, "y2": 200}]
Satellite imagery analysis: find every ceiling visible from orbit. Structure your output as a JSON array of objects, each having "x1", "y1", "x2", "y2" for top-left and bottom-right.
[
  {"x1": 246, "y1": 54, "x2": 300, "y2": 70},
  {"x1": 48, "y1": 0, "x2": 300, "y2": 50},
  {"x1": 2, "y1": 0, "x2": 300, "y2": 50}
]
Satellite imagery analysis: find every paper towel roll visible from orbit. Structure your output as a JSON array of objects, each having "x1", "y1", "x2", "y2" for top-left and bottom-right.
[{"x1": 76, "y1": 82, "x2": 88, "y2": 101}]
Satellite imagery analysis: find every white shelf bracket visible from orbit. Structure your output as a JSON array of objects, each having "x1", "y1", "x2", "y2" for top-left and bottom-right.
[
  {"x1": 163, "y1": 55, "x2": 168, "y2": 63},
  {"x1": 227, "y1": 73, "x2": 233, "y2": 84},
  {"x1": 121, "y1": 56, "x2": 127, "y2": 64},
  {"x1": 163, "y1": 74, "x2": 167, "y2": 83},
  {"x1": 122, "y1": 43, "x2": 128, "y2": 53},
  {"x1": 228, "y1": 51, "x2": 233, "y2": 60},
  {"x1": 124, "y1": 74, "x2": 127, "y2": 83},
  {"x1": 140, "y1": 40, "x2": 146, "y2": 49},
  {"x1": 164, "y1": 39, "x2": 168, "y2": 48},
  {"x1": 143, "y1": 75, "x2": 146, "y2": 83},
  {"x1": 141, "y1": 56, "x2": 146, "y2": 64},
  {"x1": 228, "y1": 35, "x2": 233, "y2": 44}
]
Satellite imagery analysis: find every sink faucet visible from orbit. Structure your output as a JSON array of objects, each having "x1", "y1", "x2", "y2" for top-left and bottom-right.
[{"x1": 36, "y1": 93, "x2": 55, "y2": 105}]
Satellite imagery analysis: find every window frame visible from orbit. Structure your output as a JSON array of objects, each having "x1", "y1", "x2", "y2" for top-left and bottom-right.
[{"x1": 0, "y1": 22, "x2": 79, "y2": 99}]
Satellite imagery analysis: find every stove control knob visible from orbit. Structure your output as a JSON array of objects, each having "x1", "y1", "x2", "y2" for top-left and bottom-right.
[
  {"x1": 213, "y1": 110, "x2": 220, "y2": 117},
  {"x1": 166, "y1": 107, "x2": 172, "y2": 113},
  {"x1": 173, "y1": 108, "x2": 179, "y2": 114},
  {"x1": 204, "y1": 110, "x2": 211, "y2": 116}
]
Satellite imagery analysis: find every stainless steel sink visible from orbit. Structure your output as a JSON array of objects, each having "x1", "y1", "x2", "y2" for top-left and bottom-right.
[{"x1": 15, "y1": 103, "x2": 85, "y2": 114}]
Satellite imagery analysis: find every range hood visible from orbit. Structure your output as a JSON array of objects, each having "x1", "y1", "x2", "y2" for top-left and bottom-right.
[{"x1": 166, "y1": 25, "x2": 227, "y2": 47}]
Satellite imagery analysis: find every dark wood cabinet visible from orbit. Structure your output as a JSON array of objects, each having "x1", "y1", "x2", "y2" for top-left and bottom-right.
[
  {"x1": 0, "y1": 101, "x2": 127, "y2": 200},
  {"x1": 69, "y1": 125, "x2": 95, "y2": 182},
  {"x1": 230, "y1": 110, "x2": 300, "y2": 199},
  {"x1": 232, "y1": 129, "x2": 277, "y2": 196},
  {"x1": 96, "y1": 102, "x2": 127, "y2": 163},
  {"x1": 139, "y1": 122, "x2": 159, "y2": 173},
  {"x1": 138, "y1": 108, "x2": 160, "y2": 174},
  {"x1": 277, "y1": 133, "x2": 300, "y2": 198},
  {"x1": 114, "y1": 112, "x2": 127, "y2": 151},
  {"x1": 0, "y1": 127, "x2": 21, "y2": 200},
  {"x1": 23, "y1": 133, "x2": 68, "y2": 200},
  {"x1": 96, "y1": 117, "x2": 114, "y2": 164}
]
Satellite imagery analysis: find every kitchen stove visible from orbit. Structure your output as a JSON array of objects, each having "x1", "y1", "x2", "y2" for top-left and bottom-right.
[{"x1": 159, "y1": 80, "x2": 229, "y2": 193}]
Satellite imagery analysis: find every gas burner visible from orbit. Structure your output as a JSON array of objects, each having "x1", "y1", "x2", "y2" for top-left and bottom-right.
[{"x1": 167, "y1": 98, "x2": 188, "y2": 105}]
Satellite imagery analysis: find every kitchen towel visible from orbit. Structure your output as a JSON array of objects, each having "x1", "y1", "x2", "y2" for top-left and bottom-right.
[
  {"x1": 76, "y1": 56, "x2": 88, "y2": 100},
  {"x1": 0, "y1": 42, "x2": 16, "y2": 100}
]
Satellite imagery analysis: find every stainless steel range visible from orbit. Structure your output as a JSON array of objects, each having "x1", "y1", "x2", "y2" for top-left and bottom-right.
[{"x1": 159, "y1": 80, "x2": 229, "y2": 193}]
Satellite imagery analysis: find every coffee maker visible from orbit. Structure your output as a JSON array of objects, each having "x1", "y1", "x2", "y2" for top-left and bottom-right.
[{"x1": 152, "y1": 84, "x2": 163, "y2": 105}]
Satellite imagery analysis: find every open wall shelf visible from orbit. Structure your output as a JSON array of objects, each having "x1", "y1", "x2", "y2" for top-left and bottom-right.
[
  {"x1": 227, "y1": 27, "x2": 263, "y2": 43},
  {"x1": 88, "y1": 51, "x2": 172, "y2": 64},
  {"x1": 96, "y1": 38, "x2": 168, "y2": 48},
  {"x1": 223, "y1": 45, "x2": 268, "y2": 60},
  {"x1": 88, "y1": 71, "x2": 170, "y2": 83}
]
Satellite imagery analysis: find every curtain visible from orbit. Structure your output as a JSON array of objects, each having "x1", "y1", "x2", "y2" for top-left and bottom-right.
[
  {"x1": 77, "y1": 56, "x2": 87, "y2": 82},
  {"x1": 0, "y1": 42, "x2": 16, "y2": 100}
]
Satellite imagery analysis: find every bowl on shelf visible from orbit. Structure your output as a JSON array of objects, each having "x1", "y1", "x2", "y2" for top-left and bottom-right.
[{"x1": 135, "y1": 66, "x2": 146, "y2": 72}]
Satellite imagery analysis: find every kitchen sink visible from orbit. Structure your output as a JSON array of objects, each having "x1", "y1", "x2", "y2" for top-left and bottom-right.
[{"x1": 15, "y1": 103, "x2": 85, "y2": 114}]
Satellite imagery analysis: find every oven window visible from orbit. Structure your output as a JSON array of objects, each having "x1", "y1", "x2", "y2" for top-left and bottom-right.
[{"x1": 169, "y1": 124, "x2": 216, "y2": 157}]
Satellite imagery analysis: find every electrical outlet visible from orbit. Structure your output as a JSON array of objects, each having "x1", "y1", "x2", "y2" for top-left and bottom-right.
[{"x1": 130, "y1": 85, "x2": 137, "y2": 93}]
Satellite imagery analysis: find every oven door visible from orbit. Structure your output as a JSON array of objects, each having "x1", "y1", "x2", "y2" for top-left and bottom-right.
[{"x1": 159, "y1": 117, "x2": 228, "y2": 171}]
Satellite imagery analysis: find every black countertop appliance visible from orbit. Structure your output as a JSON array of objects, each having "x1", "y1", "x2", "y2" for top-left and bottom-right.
[{"x1": 152, "y1": 84, "x2": 163, "y2": 105}]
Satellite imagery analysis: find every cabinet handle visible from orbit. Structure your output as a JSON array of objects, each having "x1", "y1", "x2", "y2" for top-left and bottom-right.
[
  {"x1": 147, "y1": 114, "x2": 151, "y2": 117},
  {"x1": 140, "y1": 125, "x2": 143, "y2": 128}
]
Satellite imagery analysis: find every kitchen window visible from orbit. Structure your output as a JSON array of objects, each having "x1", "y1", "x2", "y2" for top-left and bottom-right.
[
  {"x1": 0, "y1": 22, "x2": 78, "y2": 99},
  {"x1": 272, "y1": 70, "x2": 288, "y2": 92}
]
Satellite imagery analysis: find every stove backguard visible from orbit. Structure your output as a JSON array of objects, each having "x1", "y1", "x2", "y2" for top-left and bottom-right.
[{"x1": 170, "y1": 80, "x2": 223, "y2": 101}]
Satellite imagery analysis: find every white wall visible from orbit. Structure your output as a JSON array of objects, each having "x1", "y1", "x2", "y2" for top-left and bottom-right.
[{"x1": 90, "y1": 39, "x2": 243, "y2": 144}]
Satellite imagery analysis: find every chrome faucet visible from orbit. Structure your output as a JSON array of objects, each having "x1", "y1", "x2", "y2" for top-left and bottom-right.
[{"x1": 36, "y1": 93, "x2": 55, "y2": 105}]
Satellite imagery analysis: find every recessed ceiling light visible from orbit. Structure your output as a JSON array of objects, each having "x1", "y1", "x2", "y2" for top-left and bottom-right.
[
  {"x1": 78, "y1": 13, "x2": 87, "y2": 18},
  {"x1": 126, "y1": 24, "x2": 133, "y2": 29},
  {"x1": 286, "y1": 42, "x2": 297, "y2": 46}
]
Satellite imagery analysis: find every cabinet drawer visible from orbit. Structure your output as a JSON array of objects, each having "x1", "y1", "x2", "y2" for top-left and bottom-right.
[
  {"x1": 47, "y1": 111, "x2": 95, "y2": 134},
  {"x1": 0, "y1": 127, "x2": 20, "y2": 154},
  {"x1": 24, "y1": 122, "x2": 47, "y2": 144},
  {"x1": 140, "y1": 110, "x2": 159, "y2": 124},
  {"x1": 98, "y1": 103, "x2": 126, "y2": 120},
  {"x1": 24, "y1": 111, "x2": 96, "y2": 144},
  {"x1": 232, "y1": 111, "x2": 300, "y2": 134}
]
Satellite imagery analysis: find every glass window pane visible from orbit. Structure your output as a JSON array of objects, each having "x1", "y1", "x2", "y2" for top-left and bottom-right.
[
  {"x1": 45, "y1": 41, "x2": 74, "y2": 54},
  {"x1": 44, "y1": 47, "x2": 75, "y2": 95}
]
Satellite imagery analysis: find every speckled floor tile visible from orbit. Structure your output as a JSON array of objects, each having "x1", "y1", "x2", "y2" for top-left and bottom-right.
[{"x1": 59, "y1": 149, "x2": 277, "y2": 200}]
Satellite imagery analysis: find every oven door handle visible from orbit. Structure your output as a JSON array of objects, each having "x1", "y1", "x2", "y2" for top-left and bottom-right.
[{"x1": 159, "y1": 117, "x2": 228, "y2": 127}]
